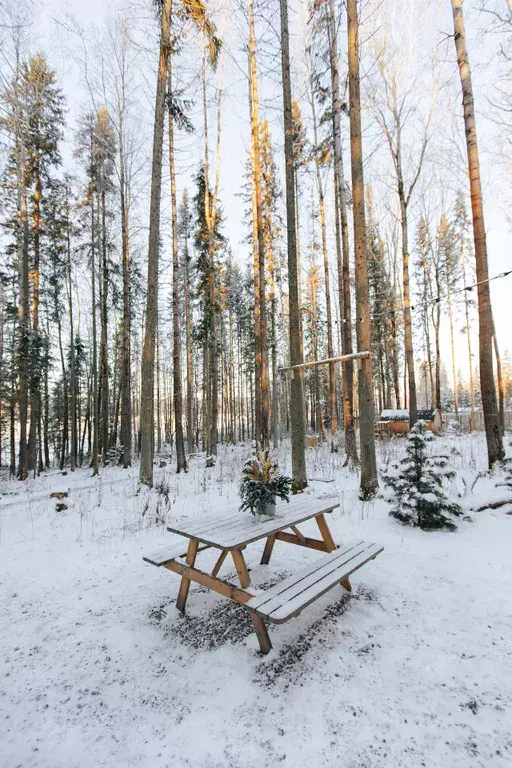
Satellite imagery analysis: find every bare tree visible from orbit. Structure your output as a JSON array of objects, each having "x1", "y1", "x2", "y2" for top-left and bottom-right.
[{"x1": 370, "y1": 33, "x2": 438, "y2": 425}]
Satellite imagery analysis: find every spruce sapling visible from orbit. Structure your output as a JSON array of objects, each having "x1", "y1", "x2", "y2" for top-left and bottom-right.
[{"x1": 382, "y1": 421, "x2": 461, "y2": 531}]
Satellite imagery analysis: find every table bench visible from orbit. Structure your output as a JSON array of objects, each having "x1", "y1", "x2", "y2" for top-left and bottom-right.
[{"x1": 143, "y1": 496, "x2": 383, "y2": 654}]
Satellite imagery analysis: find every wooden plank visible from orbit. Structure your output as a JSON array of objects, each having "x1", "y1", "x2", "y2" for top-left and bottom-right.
[
  {"x1": 211, "y1": 550, "x2": 228, "y2": 577},
  {"x1": 266, "y1": 545, "x2": 382, "y2": 623},
  {"x1": 279, "y1": 350, "x2": 370, "y2": 373},
  {"x1": 165, "y1": 499, "x2": 312, "y2": 545},
  {"x1": 274, "y1": 531, "x2": 330, "y2": 552},
  {"x1": 231, "y1": 549, "x2": 251, "y2": 589},
  {"x1": 247, "y1": 541, "x2": 367, "y2": 611},
  {"x1": 250, "y1": 614, "x2": 272, "y2": 654},
  {"x1": 290, "y1": 525, "x2": 306, "y2": 543},
  {"x1": 248, "y1": 542, "x2": 384, "y2": 623},
  {"x1": 166, "y1": 497, "x2": 339, "y2": 548},
  {"x1": 143, "y1": 542, "x2": 211, "y2": 567},
  {"x1": 176, "y1": 538, "x2": 199, "y2": 614},
  {"x1": 166, "y1": 495, "x2": 309, "y2": 539},
  {"x1": 203, "y1": 501, "x2": 339, "y2": 550},
  {"x1": 260, "y1": 535, "x2": 276, "y2": 565},
  {"x1": 315, "y1": 513, "x2": 336, "y2": 552},
  {"x1": 163, "y1": 559, "x2": 254, "y2": 604}
]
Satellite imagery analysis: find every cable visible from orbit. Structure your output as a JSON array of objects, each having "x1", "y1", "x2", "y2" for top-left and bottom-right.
[{"x1": 320, "y1": 269, "x2": 512, "y2": 325}]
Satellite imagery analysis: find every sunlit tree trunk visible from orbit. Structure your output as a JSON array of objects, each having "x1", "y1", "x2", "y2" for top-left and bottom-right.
[
  {"x1": 168, "y1": 65, "x2": 187, "y2": 472},
  {"x1": 327, "y1": 0, "x2": 358, "y2": 463},
  {"x1": 279, "y1": 0, "x2": 307, "y2": 491},
  {"x1": 451, "y1": 0, "x2": 504, "y2": 465},
  {"x1": 347, "y1": 0, "x2": 378, "y2": 496},
  {"x1": 139, "y1": 0, "x2": 172, "y2": 486}
]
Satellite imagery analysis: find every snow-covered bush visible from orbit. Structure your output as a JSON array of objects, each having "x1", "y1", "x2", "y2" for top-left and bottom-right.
[{"x1": 382, "y1": 421, "x2": 462, "y2": 531}]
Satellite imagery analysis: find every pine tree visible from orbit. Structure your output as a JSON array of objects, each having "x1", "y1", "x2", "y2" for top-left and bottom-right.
[{"x1": 382, "y1": 421, "x2": 462, "y2": 531}]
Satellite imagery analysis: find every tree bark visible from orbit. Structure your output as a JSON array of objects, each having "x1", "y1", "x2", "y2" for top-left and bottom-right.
[
  {"x1": 168, "y1": 64, "x2": 187, "y2": 473},
  {"x1": 347, "y1": 0, "x2": 378, "y2": 496},
  {"x1": 248, "y1": 0, "x2": 269, "y2": 450},
  {"x1": 139, "y1": 0, "x2": 172, "y2": 485},
  {"x1": 279, "y1": 0, "x2": 307, "y2": 491},
  {"x1": 327, "y1": 0, "x2": 358, "y2": 463},
  {"x1": 451, "y1": 0, "x2": 504, "y2": 465},
  {"x1": 310, "y1": 64, "x2": 337, "y2": 442}
]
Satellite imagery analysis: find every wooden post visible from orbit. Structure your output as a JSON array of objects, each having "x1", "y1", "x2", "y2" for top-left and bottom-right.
[
  {"x1": 176, "y1": 538, "x2": 199, "y2": 613},
  {"x1": 250, "y1": 614, "x2": 272, "y2": 654}
]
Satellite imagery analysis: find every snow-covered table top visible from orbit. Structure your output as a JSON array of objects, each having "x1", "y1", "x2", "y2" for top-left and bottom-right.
[{"x1": 167, "y1": 495, "x2": 340, "y2": 550}]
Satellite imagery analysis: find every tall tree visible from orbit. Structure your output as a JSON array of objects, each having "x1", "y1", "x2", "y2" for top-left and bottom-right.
[
  {"x1": 347, "y1": 0, "x2": 378, "y2": 496},
  {"x1": 309, "y1": 57, "x2": 337, "y2": 444},
  {"x1": 168, "y1": 62, "x2": 188, "y2": 473},
  {"x1": 248, "y1": 0, "x2": 269, "y2": 450},
  {"x1": 139, "y1": 0, "x2": 172, "y2": 486},
  {"x1": 451, "y1": 0, "x2": 504, "y2": 465},
  {"x1": 326, "y1": 0, "x2": 358, "y2": 463},
  {"x1": 279, "y1": 0, "x2": 307, "y2": 491}
]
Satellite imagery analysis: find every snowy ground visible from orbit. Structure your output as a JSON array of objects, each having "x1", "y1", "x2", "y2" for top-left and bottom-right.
[{"x1": 1, "y1": 433, "x2": 512, "y2": 768}]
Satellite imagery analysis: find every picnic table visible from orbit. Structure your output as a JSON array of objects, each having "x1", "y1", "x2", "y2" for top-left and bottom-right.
[{"x1": 144, "y1": 495, "x2": 383, "y2": 654}]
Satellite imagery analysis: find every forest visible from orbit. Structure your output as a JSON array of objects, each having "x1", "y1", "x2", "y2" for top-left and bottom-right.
[
  {"x1": 0, "y1": 0, "x2": 511, "y2": 493},
  {"x1": 2, "y1": 2, "x2": 512, "y2": 766}
]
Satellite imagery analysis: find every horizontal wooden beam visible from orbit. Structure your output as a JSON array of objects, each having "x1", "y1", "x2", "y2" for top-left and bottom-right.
[
  {"x1": 279, "y1": 351, "x2": 370, "y2": 374},
  {"x1": 274, "y1": 531, "x2": 330, "y2": 552},
  {"x1": 163, "y1": 558, "x2": 254, "y2": 604}
]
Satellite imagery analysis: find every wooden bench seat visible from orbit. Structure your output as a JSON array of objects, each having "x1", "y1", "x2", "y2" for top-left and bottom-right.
[
  {"x1": 246, "y1": 540, "x2": 383, "y2": 624},
  {"x1": 143, "y1": 542, "x2": 211, "y2": 567}
]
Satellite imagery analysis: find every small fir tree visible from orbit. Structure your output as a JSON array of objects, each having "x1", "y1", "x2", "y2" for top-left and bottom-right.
[{"x1": 382, "y1": 421, "x2": 462, "y2": 531}]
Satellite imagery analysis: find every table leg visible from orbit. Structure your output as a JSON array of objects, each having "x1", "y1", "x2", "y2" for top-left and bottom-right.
[
  {"x1": 231, "y1": 548, "x2": 251, "y2": 589},
  {"x1": 211, "y1": 550, "x2": 228, "y2": 577},
  {"x1": 315, "y1": 513, "x2": 336, "y2": 552},
  {"x1": 176, "y1": 538, "x2": 199, "y2": 614},
  {"x1": 260, "y1": 535, "x2": 276, "y2": 565},
  {"x1": 250, "y1": 614, "x2": 272, "y2": 654}
]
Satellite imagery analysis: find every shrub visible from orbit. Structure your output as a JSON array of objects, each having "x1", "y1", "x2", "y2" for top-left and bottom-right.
[{"x1": 382, "y1": 421, "x2": 462, "y2": 531}]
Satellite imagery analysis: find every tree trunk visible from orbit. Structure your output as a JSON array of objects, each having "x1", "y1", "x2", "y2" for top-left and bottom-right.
[
  {"x1": 119, "y1": 109, "x2": 132, "y2": 468},
  {"x1": 279, "y1": 0, "x2": 307, "y2": 491},
  {"x1": 347, "y1": 0, "x2": 378, "y2": 497},
  {"x1": 66, "y1": 189, "x2": 77, "y2": 470},
  {"x1": 451, "y1": 0, "x2": 504, "y2": 465},
  {"x1": 447, "y1": 287, "x2": 459, "y2": 417},
  {"x1": 16, "y1": 118, "x2": 30, "y2": 480},
  {"x1": 182, "y1": 190, "x2": 195, "y2": 454},
  {"x1": 310, "y1": 65, "x2": 337, "y2": 442},
  {"x1": 248, "y1": 0, "x2": 269, "y2": 450},
  {"x1": 139, "y1": 0, "x2": 172, "y2": 485},
  {"x1": 100, "y1": 189, "x2": 109, "y2": 464},
  {"x1": 168, "y1": 66, "x2": 187, "y2": 473},
  {"x1": 327, "y1": 0, "x2": 358, "y2": 463},
  {"x1": 28, "y1": 157, "x2": 42, "y2": 474}
]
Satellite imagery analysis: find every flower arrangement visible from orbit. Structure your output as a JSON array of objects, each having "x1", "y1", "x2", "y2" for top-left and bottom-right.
[{"x1": 239, "y1": 449, "x2": 292, "y2": 517}]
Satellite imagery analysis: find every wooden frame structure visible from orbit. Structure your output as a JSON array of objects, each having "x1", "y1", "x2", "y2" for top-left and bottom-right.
[
  {"x1": 144, "y1": 499, "x2": 339, "y2": 652},
  {"x1": 279, "y1": 350, "x2": 370, "y2": 378}
]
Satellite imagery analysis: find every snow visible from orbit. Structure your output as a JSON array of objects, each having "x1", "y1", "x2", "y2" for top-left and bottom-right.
[{"x1": 1, "y1": 434, "x2": 512, "y2": 768}]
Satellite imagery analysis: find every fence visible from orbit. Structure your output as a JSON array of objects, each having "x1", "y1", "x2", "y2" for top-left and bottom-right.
[{"x1": 443, "y1": 411, "x2": 512, "y2": 433}]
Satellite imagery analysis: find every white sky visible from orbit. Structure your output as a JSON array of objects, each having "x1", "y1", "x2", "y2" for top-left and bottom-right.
[{"x1": 19, "y1": 0, "x2": 512, "y2": 385}]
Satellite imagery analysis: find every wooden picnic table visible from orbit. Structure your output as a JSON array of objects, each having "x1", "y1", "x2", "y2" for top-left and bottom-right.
[{"x1": 143, "y1": 495, "x2": 383, "y2": 653}]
